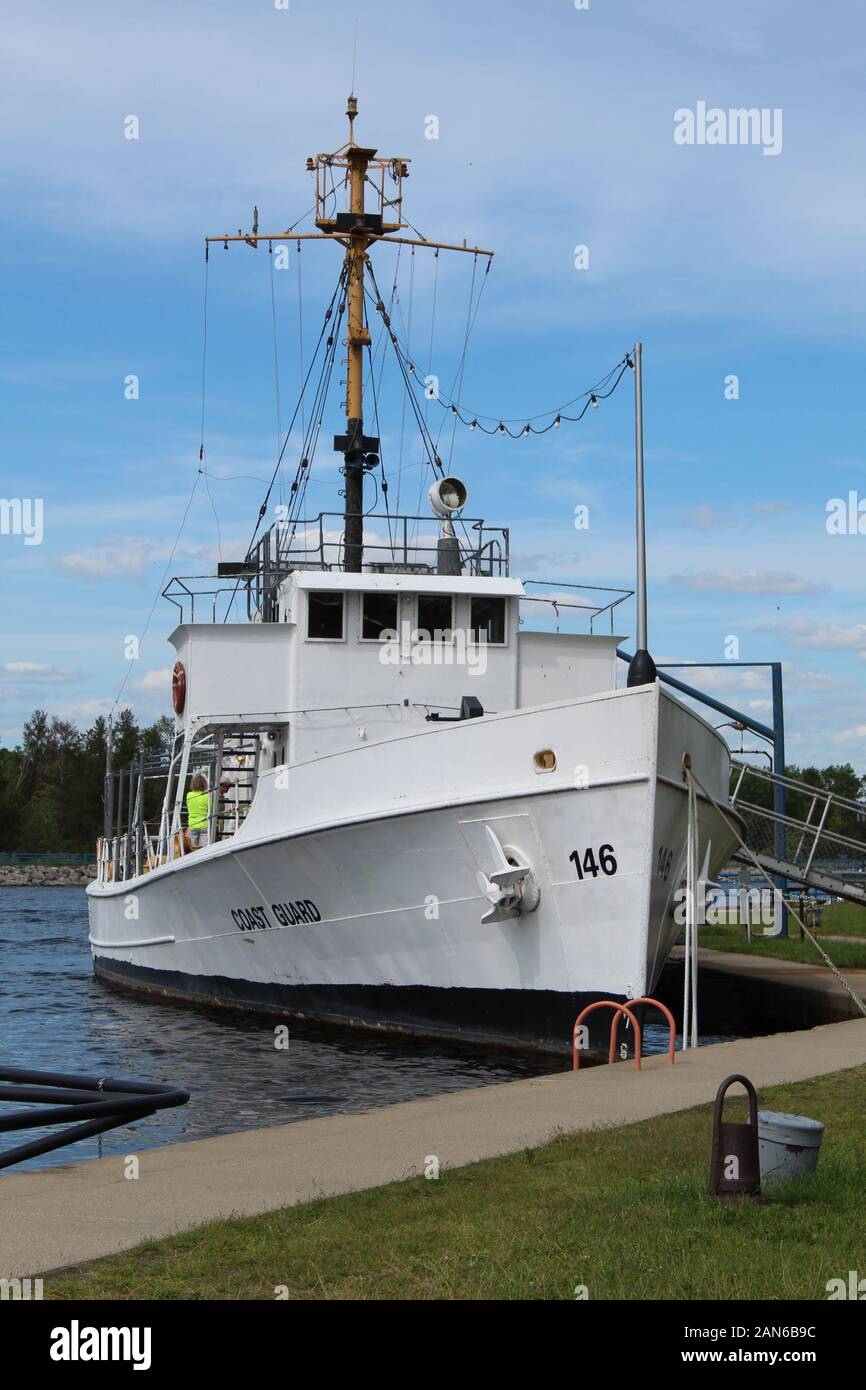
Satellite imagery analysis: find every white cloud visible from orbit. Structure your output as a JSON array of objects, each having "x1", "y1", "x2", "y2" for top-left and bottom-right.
[
  {"x1": 755, "y1": 620, "x2": 866, "y2": 651},
  {"x1": 53, "y1": 539, "x2": 157, "y2": 583},
  {"x1": 663, "y1": 665, "x2": 769, "y2": 694},
  {"x1": 51, "y1": 533, "x2": 239, "y2": 584},
  {"x1": 131, "y1": 667, "x2": 172, "y2": 692},
  {"x1": 0, "y1": 661, "x2": 76, "y2": 685},
  {"x1": 53, "y1": 697, "x2": 116, "y2": 723},
  {"x1": 670, "y1": 570, "x2": 828, "y2": 595},
  {"x1": 679, "y1": 506, "x2": 729, "y2": 531},
  {"x1": 785, "y1": 668, "x2": 843, "y2": 693}
]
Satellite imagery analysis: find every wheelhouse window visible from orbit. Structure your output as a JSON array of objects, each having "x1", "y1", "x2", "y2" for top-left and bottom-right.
[
  {"x1": 470, "y1": 596, "x2": 506, "y2": 645},
  {"x1": 362, "y1": 591, "x2": 399, "y2": 640},
  {"x1": 307, "y1": 591, "x2": 344, "y2": 640},
  {"x1": 416, "y1": 593, "x2": 453, "y2": 640}
]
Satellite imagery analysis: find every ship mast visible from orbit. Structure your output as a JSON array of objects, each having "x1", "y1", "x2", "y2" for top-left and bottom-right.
[
  {"x1": 206, "y1": 95, "x2": 493, "y2": 573},
  {"x1": 335, "y1": 95, "x2": 379, "y2": 572}
]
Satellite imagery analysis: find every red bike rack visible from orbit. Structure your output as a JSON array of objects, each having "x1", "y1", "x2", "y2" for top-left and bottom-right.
[
  {"x1": 572, "y1": 996, "x2": 676, "y2": 1071},
  {"x1": 572, "y1": 1000, "x2": 641, "y2": 1070},
  {"x1": 619, "y1": 996, "x2": 676, "y2": 1067}
]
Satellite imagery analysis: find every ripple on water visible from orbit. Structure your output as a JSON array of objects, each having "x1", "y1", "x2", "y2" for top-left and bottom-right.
[
  {"x1": 0, "y1": 887, "x2": 570, "y2": 1172},
  {"x1": 0, "y1": 886, "x2": 724, "y2": 1174}
]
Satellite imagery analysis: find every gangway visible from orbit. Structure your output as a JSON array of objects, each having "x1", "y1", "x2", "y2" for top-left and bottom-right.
[{"x1": 729, "y1": 761, "x2": 866, "y2": 907}]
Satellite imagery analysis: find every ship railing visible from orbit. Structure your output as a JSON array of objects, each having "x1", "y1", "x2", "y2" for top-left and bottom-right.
[
  {"x1": 520, "y1": 581, "x2": 633, "y2": 635},
  {"x1": 162, "y1": 576, "x2": 253, "y2": 626},
  {"x1": 163, "y1": 513, "x2": 511, "y2": 625},
  {"x1": 268, "y1": 511, "x2": 510, "y2": 578},
  {"x1": 99, "y1": 730, "x2": 268, "y2": 885}
]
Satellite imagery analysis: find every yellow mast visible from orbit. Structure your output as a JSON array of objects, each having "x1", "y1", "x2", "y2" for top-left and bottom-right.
[
  {"x1": 340, "y1": 96, "x2": 376, "y2": 571},
  {"x1": 206, "y1": 95, "x2": 493, "y2": 572}
]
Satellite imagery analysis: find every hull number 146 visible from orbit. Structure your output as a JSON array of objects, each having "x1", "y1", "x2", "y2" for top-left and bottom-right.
[{"x1": 568, "y1": 845, "x2": 618, "y2": 880}]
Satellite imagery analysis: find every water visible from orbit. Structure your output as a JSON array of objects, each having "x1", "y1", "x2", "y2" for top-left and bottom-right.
[
  {"x1": 0, "y1": 888, "x2": 729, "y2": 1174},
  {"x1": 0, "y1": 887, "x2": 568, "y2": 1173}
]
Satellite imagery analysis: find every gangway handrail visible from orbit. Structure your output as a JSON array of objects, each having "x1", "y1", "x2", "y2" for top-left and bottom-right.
[
  {"x1": 732, "y1": 758, "x2": 866, "y2": 818},
  {"x1": 728, "y1": 757, "x2": 866, "y2": 907},
  {"x1": 731, "y1": 796, "x2": 866, "y2": 857},
  {"x1": 689, "y1": 764, "x2": 866, "y2": 1017}
]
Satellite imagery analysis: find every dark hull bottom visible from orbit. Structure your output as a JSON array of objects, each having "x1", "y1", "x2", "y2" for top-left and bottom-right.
[{"x1": 92, "y1": 956, "x2": 636, "y2": 1058}]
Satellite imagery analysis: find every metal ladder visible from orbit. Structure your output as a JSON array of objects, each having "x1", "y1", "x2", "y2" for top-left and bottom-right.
[{"x1": 215, "y1": 733, "x2": 261, "y2": 838}]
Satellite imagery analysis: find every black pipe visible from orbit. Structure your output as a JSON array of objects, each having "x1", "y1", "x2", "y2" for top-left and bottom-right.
[{"x1": 0, "y1": 1067, "x2": 190, "y2": 1172}]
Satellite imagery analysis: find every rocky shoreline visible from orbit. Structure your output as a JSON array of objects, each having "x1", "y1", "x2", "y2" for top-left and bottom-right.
[{"x1": 0, "y1": 864, "x2": 97, "y2": 887}]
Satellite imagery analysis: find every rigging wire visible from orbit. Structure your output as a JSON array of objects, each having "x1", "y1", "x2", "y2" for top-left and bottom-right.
[
  {"x1": 268, "y1": 242, "x2": 284, "y2": 508},
  {"x1": 433, "y1": 252, "x2": 492, "y2": 457},
  {"x1": 296, "y1": 240, "x2": 305, "y2": 446},
  {"x1": 363, "y1": 259, "x2": 478, "y2": 559},
  {"x1": 423, "y1": 249, "x2": 439, "y2": 432},
  {"x1": 286, "y1": 289, "x2": 345, "y2": 533},
  {"x1": 245, "y1": 262, "x2": 348, "y2": 556},
  {"x1": 198, "y1": 246, "x2": 223, "y2": 560},
  {"x1": 365, "y1": 267, "x2": 441, "y2": 479},
  {"x1": 415, "y1": 248, "x2": 440, "y2": 524},
  {"x1": 363, "y1": 304, "x2": 393, "y2": 552},
  {"x1": 396, "y1": 246, "x2": 415, "y2": 514},
  {"x1": 220, "y1": 265, "x2": 348, "y2": 621},
  {"x1": 108, "y1": 467, "x2": 202, "y2": 724},
  {"x1": 439, "y1": 252, "x2": 482, "y2": 471}
]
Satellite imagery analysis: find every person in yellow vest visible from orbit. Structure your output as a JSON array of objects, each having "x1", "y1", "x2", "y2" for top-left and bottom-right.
[
  {"x1": 186, "y1": 775, "x2": 235, "y2": 848},
  {"x1": 186, "y1": 774, "x2": 211, "y2": 849}
]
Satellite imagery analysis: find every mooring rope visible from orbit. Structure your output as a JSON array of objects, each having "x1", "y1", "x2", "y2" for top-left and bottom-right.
[{"x1": 685, "y1": 766, "x2": 866, "y2": 1019}]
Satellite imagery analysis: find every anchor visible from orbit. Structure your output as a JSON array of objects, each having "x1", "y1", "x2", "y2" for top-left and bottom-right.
[{"x1": 476, "y1": 825, "x2": 541, "y2": 924}]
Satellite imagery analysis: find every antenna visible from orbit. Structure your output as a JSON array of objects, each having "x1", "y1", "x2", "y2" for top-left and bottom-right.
[
  {"x1": 351, "y1": 18, "x2": 359, "y2": 96},
  {"x1": 626, "y1": 342, "x2": 657, "y2": 687},
  {"x1": 206, "y1": 100, "x2": 494, "y2": 572}
]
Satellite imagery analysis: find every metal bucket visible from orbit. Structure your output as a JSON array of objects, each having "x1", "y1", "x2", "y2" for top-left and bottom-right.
[{"x1": 757, "y1": 1109, "x2": 825, "y2": 1185}]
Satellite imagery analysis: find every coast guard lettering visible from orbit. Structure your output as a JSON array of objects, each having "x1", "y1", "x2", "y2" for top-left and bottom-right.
[{"x1": 230, "y1": 900, "x2": 321, "y2": 931}]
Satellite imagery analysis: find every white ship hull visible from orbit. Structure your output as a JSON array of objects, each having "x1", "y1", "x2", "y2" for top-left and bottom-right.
[{"x1": 88, "y1": 682, "x2": 738, "y2": 1053}]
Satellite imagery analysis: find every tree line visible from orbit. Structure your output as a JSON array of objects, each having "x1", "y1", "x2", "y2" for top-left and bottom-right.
[
  {"x1": 0, "y1": 706, "x2": 864, "y2": 855},
  {"x1": 0, "y1": 709, "x2": 174, "y2": 854}
]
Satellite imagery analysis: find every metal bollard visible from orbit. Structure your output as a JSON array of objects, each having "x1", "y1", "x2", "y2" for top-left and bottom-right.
[{"x1": 709, "y1": 1074, "x2": 763, "y2": 1200}]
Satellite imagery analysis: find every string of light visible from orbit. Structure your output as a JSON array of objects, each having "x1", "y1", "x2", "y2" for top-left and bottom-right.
[{"x1": 369, "y1": 297, "x2": 633, "y2": 436}]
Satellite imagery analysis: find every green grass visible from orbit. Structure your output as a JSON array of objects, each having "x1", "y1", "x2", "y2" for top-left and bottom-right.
[
  {"x1": 696, "y1": 903, "x2": 866, "y2": 966},
  {"x1": 45, "y1": 1066, "x2": 866, "y2": 1301},
  {"x1": 821, "y1": 902, "x2": 866, "y2": 938},
  {"x1": 699, "y1": 923, "x2": 866, "y2": 968}
]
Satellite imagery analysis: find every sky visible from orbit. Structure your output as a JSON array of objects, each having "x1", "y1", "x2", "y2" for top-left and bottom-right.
[{"x1": 1, "y1": 0, "x2": 865, "y2": 768}]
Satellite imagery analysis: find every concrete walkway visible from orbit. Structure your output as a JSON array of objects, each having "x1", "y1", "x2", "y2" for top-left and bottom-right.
[
  {"x1": 674, "y1": 942, "x2": 866, "y2": 998},
  {"x1": 2, "y1": 1016, "x2": 866, "y2": 1278}
]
